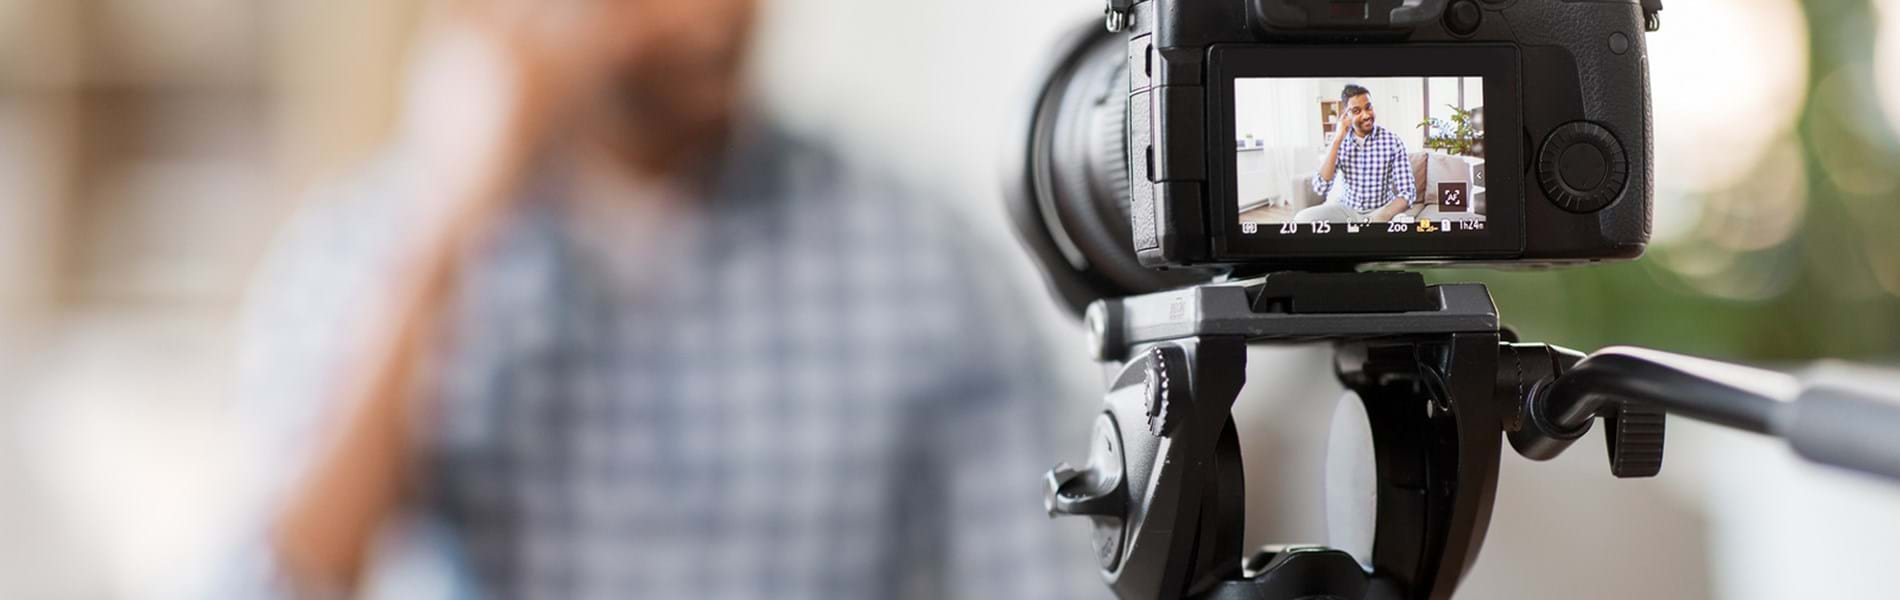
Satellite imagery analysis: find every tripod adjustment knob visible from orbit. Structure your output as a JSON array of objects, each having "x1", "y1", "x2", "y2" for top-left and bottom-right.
[
  {"x1": 1144, "y1": 347, "x2": 1188, "y2": 437},
  {"x1": 1606, "y1": 402, "x2": 1666, "y2": 478}
]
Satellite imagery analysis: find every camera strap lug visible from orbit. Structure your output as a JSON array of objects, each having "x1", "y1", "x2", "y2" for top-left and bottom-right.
[{"x1": 1105, "y1": 0, "x2": 1138, "y2": 32}]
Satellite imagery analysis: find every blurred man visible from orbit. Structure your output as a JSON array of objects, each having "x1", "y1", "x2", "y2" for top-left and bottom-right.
[
  {"x1": 1297, "y1": 84, "x2": 1415, "y2": 223},
  {"x1": 226, "y1": 0, "x2": 1094, "y2": 597}
]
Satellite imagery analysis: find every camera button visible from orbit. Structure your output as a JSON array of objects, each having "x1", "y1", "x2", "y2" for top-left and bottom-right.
[
  {"x1": 1538, "y1": 121, "x2": 1628, "y2": 213},
  {"x1": 1560, "y1": 144, "x2": 1608, "y2": 190},
  {"x1": 1445, "y1": 0, "x2": 1483, "y2": 36}
]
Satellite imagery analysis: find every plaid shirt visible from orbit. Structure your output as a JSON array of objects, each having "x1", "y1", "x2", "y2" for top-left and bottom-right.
[
  {"x1": 1313, "y1": 124, "x2": 1414, "y2": 213},
  {"x1": 222, "y1": 124, "x2": 1103, "y2": 600}
]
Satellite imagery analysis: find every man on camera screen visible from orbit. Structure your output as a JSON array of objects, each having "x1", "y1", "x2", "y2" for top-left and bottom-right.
[{"x1": 1298, "y1": 84, "x2": 1417, "y2": 224}]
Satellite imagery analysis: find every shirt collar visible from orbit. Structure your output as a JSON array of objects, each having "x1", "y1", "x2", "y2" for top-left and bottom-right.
[{"x1": 1348, "y1": 123, "x2": 1385, "y2": 145}]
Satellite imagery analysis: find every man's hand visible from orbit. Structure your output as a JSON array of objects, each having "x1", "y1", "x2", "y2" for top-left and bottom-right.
[
  {"x1": 403, "y1": 0, "x2": 627, "y2": 242},
  {"x1": 272, "y1": 3, "x2": 626, "y2": 592},
  {"x1": 1319, "y1": 112, "x2": 1352, "y2": 185}
]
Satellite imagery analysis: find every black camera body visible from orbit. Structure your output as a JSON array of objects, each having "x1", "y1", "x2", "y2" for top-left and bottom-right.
[
  {"x1": 1126, "y1": 0, "x2": 1653, "y2": 270},
  {"x1": 1007, "y1": 0, "x2": 1656, "y2": 314}
]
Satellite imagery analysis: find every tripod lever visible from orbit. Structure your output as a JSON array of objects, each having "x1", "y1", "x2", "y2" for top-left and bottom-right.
[
  {"x1": 1780, "y1": 386, "x2": 1900, "y2": 482},
  {"x1": 1511, "y1": 346, "x2": 1900, "y2": 483}
]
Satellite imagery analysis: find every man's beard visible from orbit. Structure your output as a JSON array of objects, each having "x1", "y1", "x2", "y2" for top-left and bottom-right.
[{"x1": 590, "y1": 71, "x2": 739, "y2": 178}]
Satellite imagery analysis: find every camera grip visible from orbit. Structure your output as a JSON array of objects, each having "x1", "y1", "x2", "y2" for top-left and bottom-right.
[{"x1": 1505, "y1": 0, "x2": 1653, "y2": 246}]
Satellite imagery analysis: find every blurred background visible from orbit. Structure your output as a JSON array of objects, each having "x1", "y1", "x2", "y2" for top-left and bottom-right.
[{"x1": 1, "y1": 0, "x2": 1897, "y2": 598}]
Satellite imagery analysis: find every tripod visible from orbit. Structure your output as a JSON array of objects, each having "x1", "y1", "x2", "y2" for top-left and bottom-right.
[{"x1": 1044, "y1": 272, "x2": 1900, "y2": 600}]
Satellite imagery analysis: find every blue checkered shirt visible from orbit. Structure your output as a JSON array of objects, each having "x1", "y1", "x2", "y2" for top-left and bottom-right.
[
  {"x1": 223, "y1": 124, "x2": 1104, "y2": 600},
  {"x1": 1313, "y1": 124, "x2": 1414, "y2": 213}
]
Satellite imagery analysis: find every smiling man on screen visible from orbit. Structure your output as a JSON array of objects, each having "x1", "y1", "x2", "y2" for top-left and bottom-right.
[{"x1": 1297, "y1": 84, "x2": 1416, "y2": 224}]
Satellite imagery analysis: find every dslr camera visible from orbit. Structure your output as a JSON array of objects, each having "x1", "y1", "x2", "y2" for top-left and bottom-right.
[
  {"x1": 1010, "y1": 0, "x2": 1657, "y2": 313},
  {"x1": 1007, "y1": 5, "x2": 1900, "y2": 600}
]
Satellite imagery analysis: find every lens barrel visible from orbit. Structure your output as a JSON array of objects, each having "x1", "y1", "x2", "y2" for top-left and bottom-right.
[{"x1": 1005, "y1": 22, "x2": 1209, "y2": 316}]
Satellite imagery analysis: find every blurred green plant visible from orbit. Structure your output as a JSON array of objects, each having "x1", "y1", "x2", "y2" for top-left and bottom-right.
[{"x1": 1435, "y1": 0, "x2": 1900, "y2": 363}]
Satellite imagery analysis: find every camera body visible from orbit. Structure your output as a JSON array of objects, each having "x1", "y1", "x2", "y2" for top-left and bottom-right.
[{"x1": 1125, "y1": 0, "x2": 1653, "y2": 270}]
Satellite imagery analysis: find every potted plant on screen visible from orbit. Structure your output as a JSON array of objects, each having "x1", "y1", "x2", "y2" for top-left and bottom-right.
[{"x1": 1419, "y1": 105, "x2": 1483, "y2": 158}]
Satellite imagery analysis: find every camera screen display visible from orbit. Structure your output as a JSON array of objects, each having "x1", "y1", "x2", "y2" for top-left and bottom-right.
[{"x1": 1233, "y1": 77, "x2": 1487, "y2": 238}]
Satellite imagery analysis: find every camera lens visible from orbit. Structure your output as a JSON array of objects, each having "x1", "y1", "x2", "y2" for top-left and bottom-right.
[{"x1": 1005, "y1": 22, "x2": 1209, "y2": 316}]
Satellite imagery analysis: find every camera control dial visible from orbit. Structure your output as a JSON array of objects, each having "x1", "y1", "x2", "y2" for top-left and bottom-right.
[
  {"x1": 1537, "y1": 121, "x2": 1629, "y2": 214},
  {"x1": 1444, "y1": 0, "x2": 1483, "y2": 36}
]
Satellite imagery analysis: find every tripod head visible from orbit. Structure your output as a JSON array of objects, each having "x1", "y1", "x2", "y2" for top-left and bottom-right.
[{"x1": 1042, "y1": 272, "x2": 1900, "y2": 600}]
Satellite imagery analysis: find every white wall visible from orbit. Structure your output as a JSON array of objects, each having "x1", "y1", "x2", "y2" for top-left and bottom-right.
[
  {"x1": 1232, "y1": 76, "x2": 1439, "y2": 160},
  {"x1": 1234, "y1": 79, "x2": 1325, "y2": 206}
]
